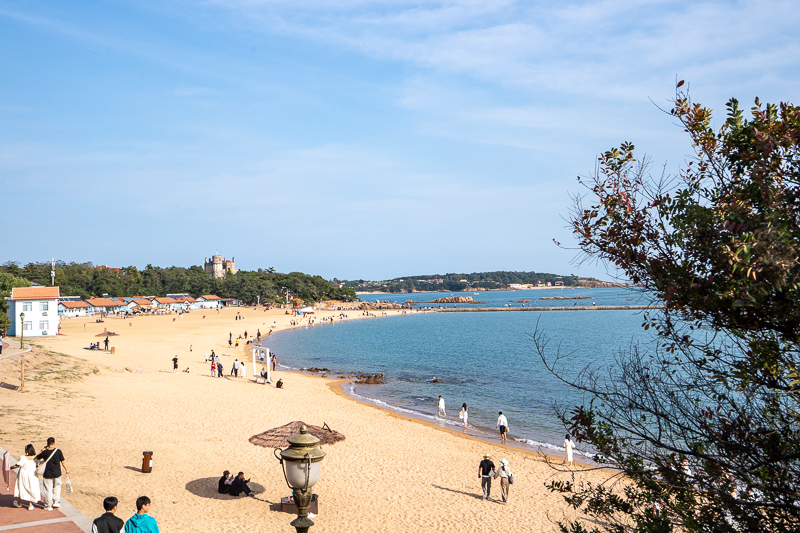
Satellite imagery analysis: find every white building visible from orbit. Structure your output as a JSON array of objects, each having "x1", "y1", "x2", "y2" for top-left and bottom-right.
[
  {"x1": 7, "y1": 286, "x2": 61, "y2": 337},
  {"x1": 196, "y1": 295, "x2": 223, "y2": 309},
  {"x1": 58, "y1": 301, "x2": 91, "y2": 318}
]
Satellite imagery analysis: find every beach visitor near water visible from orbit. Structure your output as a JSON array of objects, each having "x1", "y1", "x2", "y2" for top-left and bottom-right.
[
  {"x1": 240, "y1": 361, "x2": 246, "y2": 378},
  {"x1": 478, "y1": 454, "x2": 496, "y2": 500},
  {"x1": 272, "y1": 353, "x2": 277, "y2": 371},
  {"x1": 496, "y1": 412, "x2": 509, "y2": 445},
  {"x1": 459, "y1": 403, "x2": 468, "y2": 429},
  {"x1": 437, "y1": 396, "x2": 446, "y2": 417},
  {"x1": 495, "y1": 459, "x2": 513, "y2": 504},
  {"x1": 124, "y1": 496, "x2": 159, "y2": 533},
  {"x1": 232, "y1": 359, "x2": 239, "y2": 376},
  {"x1": 92, "y1": 496, "x2": 124, "y2": 533},
  {"x1": 563, "y1": 434, "x2": 575, "y2": 466},
  {"x1": 36, "y1": 437, "x2": 69, "y2": 511},
  {"x1": 11, "y1": 444, "x2": 40, "y2": 511},
  {"x1": 172, "y1": 356, "x2": 178, "y2": 374}
]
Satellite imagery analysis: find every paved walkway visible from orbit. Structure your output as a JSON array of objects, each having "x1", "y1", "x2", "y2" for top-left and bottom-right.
[{"x1": 0, "y1": 448, "x2": 92, "y2": 532}]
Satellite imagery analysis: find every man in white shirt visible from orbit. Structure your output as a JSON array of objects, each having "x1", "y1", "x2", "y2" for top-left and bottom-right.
[
  {"x1": 496, "y1": 412, "x2": 509, "y2": 444},
  {"x1": 437, "y1": 396, "x2": 446, "y2": 417}
]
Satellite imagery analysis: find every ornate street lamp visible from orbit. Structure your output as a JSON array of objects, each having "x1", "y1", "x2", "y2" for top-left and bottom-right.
[
  {"x1": 19, "y1": 311, "x2": 25, "y2": 348},
  {"x1": 274, "y1": 425, "x2": 326, "y2": 533}
]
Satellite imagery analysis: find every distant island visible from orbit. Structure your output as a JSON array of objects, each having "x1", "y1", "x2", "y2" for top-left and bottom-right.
[{"x1": 337, "y1": 271, "x2": 628, "y2": 293}]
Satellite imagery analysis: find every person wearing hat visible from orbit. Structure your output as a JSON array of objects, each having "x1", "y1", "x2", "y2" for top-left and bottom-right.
[
  {"x1": 495, "y1": 459, "x2": 514, "y2": 504},
  {"x1": 478, "y1": 453, "x2": 496, "y2": 500}
]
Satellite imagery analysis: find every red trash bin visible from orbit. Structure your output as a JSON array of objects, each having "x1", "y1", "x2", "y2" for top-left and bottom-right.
[{"x1": 142, "y1": 451, "x2": 153, "y2": 473}]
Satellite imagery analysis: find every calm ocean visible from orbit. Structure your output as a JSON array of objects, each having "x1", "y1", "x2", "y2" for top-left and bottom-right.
[{"x1": 266, "y1": 287, "x2": 652, "y2": 455}]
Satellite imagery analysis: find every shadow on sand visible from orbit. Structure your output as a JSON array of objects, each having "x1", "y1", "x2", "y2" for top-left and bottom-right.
[
  {"x1": 431, "y1": 484, "x2": 484, "y2": 501},
  {"x1": 184, "y1": 477, "x2": 268, "y2": 501}
]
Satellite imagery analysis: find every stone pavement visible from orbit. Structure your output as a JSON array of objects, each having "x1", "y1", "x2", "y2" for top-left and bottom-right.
[{"x1": 0, "y1": 448, "x2": 91, "y2": 532}]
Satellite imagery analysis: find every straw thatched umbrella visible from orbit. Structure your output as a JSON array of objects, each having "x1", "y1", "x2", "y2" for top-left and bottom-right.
[{"x1": 249, "y1": 421, "x2": 345, "y2": 448}]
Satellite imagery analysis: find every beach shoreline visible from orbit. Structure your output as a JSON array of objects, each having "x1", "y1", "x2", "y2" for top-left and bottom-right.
[{"x1": 1, "y1": 305, "x2": 610, "y2": 532}]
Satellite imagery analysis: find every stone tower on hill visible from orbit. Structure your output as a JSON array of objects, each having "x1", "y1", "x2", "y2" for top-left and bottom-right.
[{"x1": 204, "y1": 254, "x2": 238, "y2": 278}]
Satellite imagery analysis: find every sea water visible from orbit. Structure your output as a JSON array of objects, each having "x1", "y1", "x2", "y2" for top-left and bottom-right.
[{"x1": 266, "y1": 287, "x2": 653, "y2": 455}]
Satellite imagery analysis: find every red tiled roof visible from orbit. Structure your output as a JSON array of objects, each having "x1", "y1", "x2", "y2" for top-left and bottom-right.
[
  {"x1": 10, "y1": 287, "x2": 61, "y2": 300},
  {"x1": 132, "y1": 299, "x2": 153, "y2": 306},
  {"x1": 59, "y1": 301, "x2": 90, "y2": 309},
  {"x1": 153, "y1": 297, "x2": 178, "y2": 304},
  {"x1": 198, "y1": 295, "x2": 221, "y2": 300},
  {"x1": 85, "y1": 298, "x2": 125, "y2": 307},
  {"x1": 173, "y1": 296, "x2": 196, "y2": 303}
]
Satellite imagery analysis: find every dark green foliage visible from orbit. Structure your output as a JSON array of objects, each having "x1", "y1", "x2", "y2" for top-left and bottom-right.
[
  {"x1": 342, "y1": 271, "x2": 583, "y2": 292},
  {"x1": 0, "y1": 261, "x2": 356, "y2": 305},
  {"x1": 540, "y1": 87, "x2": 800, "y2": 532}
]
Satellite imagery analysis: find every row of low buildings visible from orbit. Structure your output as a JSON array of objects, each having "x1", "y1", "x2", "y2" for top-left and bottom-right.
[{"x1": 5, "y1": 287, "x2": 242, "y2": 337}]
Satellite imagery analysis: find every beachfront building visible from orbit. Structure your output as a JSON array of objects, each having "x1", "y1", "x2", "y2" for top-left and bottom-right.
[
  {"x1": 204, "y1": 254, "x2": 238, "y2": 279},
  {"x1": 197, "y1": 295, "x2": 223, "y2": 309},
  {"x1": 153, "y1": 296, "x2": 182, "y2": 311},
  {"x1": 85, "y1": 297, "x2": 128, "y2": 316},
  {"x1": 220, "y1": 297, "x2": 243, "y2": 307},
  {"x1": 6, "y1": 286, "x2": 61, "y2": 337},
  {"x1": 58, "y1": 301, "x2": 90, "y2": 318}
]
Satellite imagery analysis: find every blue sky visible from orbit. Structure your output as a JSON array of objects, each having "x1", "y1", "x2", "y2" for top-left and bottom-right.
[{"x1": 3, "y1": 1, "x2": 799, "y2": 281}]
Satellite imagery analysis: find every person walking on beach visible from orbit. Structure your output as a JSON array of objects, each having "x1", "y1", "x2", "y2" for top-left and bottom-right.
[
  {"x1": 495, "y1": 459, "x2": 513, "y2": 504},
  {"x1": 232, "y1": 359, "x2": 239, "y2": 377},
  {"x1": 172, "y1": 356, "x2": 178, "y2": 374},
  {"x1": 240, "y1": 360, "x2": 246, "y2": 378},
  {"x1": 210, "y1": 360, "x2": 216, "y2": 377},
  {"x1": 496, "y1": 412, "x2": 509, "y2": 445},
  {"x1": 459, "y1": 403, "x2": 468, "y2": 429},
  {"x1": 272, "y1": 353, "x2": 277, "y2": 371},
  {"x1": 437, "y1": 396, "x2": 446, "y2": 417},
  {"x1": 563, "y1": 433, "x2": 575, "y2": 466},
  {"x1": 36, "y1": 437, "x2": 69, "y2": 511},
  {"x1": 104, "y1": 336, "x2": 109, "y2": 351},
  {"x1": 11, "y1": 444, "x2": 40, "y2": 511},
  {"x1": 92, "y1": 496, "x2": 124, "y2": 533},
  {"x1": 478, "y1": 454, "x2": 496, "y2": 500},
  {"x1": 217, "y1": 362, "x2": 224, "y2": 377},
  {"x1": 124, "y1": 496, "x2": 159, "y2": 533}
]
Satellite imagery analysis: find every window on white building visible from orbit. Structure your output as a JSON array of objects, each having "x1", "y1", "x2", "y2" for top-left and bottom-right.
[
  {"x1": 40, "y1": 302, "x2": 49, "y2": 311},
  {"x1": 23, "y1": 321, "x2": 32, "y2": 331},
  {"x1": 23, "y1": 302, "x2": 32, "y2": 311},
  {"x1": 39, "y1": 321, "x2": 49, "y2": 330}
]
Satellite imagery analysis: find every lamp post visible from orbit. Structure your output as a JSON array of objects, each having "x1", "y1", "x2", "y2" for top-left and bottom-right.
[
  {"x1": 274, "y1": 426, "x2": 326, "y2": 533},
  {"x1": 19, "y1": 311, "x2": 25, "y2": 348}
]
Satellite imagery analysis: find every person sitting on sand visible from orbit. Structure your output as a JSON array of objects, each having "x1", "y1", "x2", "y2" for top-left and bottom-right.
[
  {"x1": 276, "y1": 379, "x2": 283, "y2": 389},
  {"x1": 228, "y1": 472, "x2": 253, "y2": 497},
  {"x1": 260, "y1": 367, "x2": 268, "y2": 383},
  {"x1": 218, "y1": 470, "x2": 234, "y2": 494},
  {"x1": 182, "y1": 367, "x2": 190, "y2": 373}
]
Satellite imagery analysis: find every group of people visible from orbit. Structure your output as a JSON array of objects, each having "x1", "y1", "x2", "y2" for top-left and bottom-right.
[
  {"x1": 7, "y1": 437, "x2": 69, "y2": 512},
  {"x1": 217, "y1": 470, "x2": 254, "y2": 497},
  {"x1": 92, "y1": 495, "x2": 160, "y2": 533},
  {"x1": 478, "y1": 453, "x2": 515, "y2": 503},
  {"x1": 437, "y1": 397, "x2": 511, "y2": 445}
]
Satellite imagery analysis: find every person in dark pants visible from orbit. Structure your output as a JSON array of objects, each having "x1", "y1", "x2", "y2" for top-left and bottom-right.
[
  {"x1": 91, "y1": 496, "x2": 124, "y2": 533},
  {"x1": 228, "y1": 472, "x2": 253, "y2": 497},
  {"x1": 217, "y1": 363, "x2": 223, "y2": 377},
  {"x1": 104, "y1": 336, "x2": 109, "y2": 351},
  {"x1": 478, "y1": 454, "x2": 496, "y2": 500}
]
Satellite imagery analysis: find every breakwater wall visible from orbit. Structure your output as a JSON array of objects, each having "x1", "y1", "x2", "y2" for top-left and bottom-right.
[{"x1": 436, "y1": 305, "x2": 661, "y2": 312}]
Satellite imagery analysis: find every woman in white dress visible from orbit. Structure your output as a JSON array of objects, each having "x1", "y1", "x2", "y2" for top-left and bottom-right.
[
  {"x1": 563, "y1": 433, "x2": 575, "y2": 466},
  {"x1": 459, "y1": 403, "x2": 469, "y2": 429},
  {"x1": 11, "y1": 444, "x2": 40, "y2": 511}
]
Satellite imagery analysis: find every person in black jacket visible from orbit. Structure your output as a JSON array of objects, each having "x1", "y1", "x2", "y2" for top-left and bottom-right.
[
  {"x1": 218, "y1": 471, "x2": 233, "y2": 494},
  {"x1": 228, "y1": 472, "x2": 253, "y2": 497},
  {"x1": 91, "y1": 496, "x2": 124, "y2": 533}
]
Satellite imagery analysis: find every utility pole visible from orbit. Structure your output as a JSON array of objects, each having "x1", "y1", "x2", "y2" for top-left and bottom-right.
[{"x1": 51, "y1": 258, "x2": 56, "y2": 286}]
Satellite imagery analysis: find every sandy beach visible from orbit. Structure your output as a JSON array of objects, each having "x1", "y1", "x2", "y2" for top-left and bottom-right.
[{"x1": 1, "y1": 307, "x2": 612, "y2": 531}]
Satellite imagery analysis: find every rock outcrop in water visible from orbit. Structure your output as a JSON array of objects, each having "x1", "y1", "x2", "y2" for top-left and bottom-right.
[
  {"x1": 429, "y1": 296, "x2": 477, "y2": 304},
  {"x1": 355, "y1": 373, "x2": 385, "y2": 384}
]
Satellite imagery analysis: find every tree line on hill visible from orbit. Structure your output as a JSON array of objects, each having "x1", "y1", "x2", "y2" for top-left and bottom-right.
[
  {"x1": 338, "y1": 271, "x2": 584, "y2": 293},
  {"x1": 0, "y1": 262, "x2": 356, "y2": 330}
]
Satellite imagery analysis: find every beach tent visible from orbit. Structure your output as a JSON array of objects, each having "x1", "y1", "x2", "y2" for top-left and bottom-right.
[
  {"x1": 299, "y1": 307, "x2": 315, "y2": 314},
  {"x1": 249, "y1": 421, "x2": 345, "y2": 449}
]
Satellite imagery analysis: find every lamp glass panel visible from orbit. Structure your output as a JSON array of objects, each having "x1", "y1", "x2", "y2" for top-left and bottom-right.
[{"x1": 285, "y1": 460, "x2": 321, "y2": 489}]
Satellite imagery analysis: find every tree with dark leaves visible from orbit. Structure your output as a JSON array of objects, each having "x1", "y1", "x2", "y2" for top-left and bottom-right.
[{"x1": 540, "y1": 83, "x2": 800, "y2": 533}]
